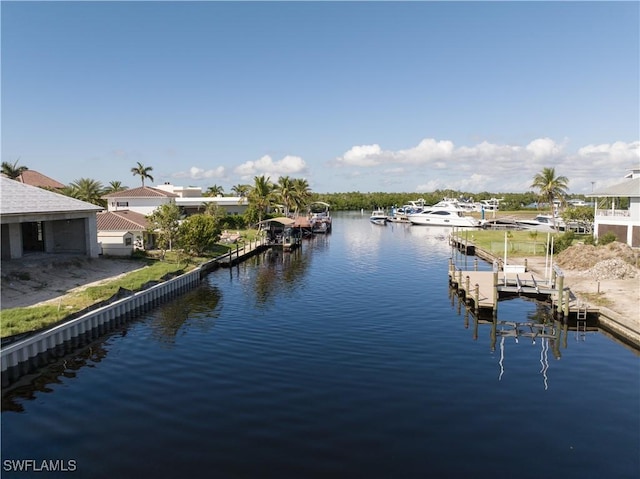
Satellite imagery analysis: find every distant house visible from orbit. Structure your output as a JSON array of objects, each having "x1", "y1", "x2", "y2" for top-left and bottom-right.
[
  {"x1": 155, "y1": 183, "x2": 248, "y2": 216},
  {"x1": 102, "y1": 183, "x2": 249, "y2": 217},
  {"x1": 16, "y1": 170, "x2": 65, "y2": 190},
  {"x1": 96, "y1": 210, "x2": 153, "y2": 256},
  {"x1": 586, "y1": 168, "x2": 640, "y2": 247},
  {"x1": 102, "y1": 186, "x2": 179, "y2": 215},
  {"x1": 0, "y1": 177, "x2": 102, "y2": 260}
]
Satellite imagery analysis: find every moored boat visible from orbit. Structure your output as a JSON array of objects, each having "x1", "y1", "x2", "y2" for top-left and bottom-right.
[
  {"x1": 370, "y1": 208, "x2": 388, "y2": 225},
  {"x1": 309, "y1": 201, "x2": 332, "y2": 233},
  {"x1": 513, "y1": 215, "x2": 563, "y2": 232},
  {"x1": 407, "y1": 199, "x2": 480, "y2": 227}
]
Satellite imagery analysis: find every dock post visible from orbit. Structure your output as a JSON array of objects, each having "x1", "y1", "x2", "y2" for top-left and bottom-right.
[
  {"x1": 474, "y1": 257, "x2": 478, "y2": 271},
  {"x1": 563, "y1": 289, "x2": 570, "y2": 318},
  {"x1": 474, "y1": 283, "x2": 480, "y2": 315},
  {"x1": 464, "y1": 230, "x2": 468, "y2": 269},
  {"x1": 556, "y1": 275, "x2": 564, "y2": 317},
  {"x1": 493, "y1": 270, "x2": 499, "y2": 317},
  {"x1": 465, "y1": 275, "x2": 470, "y2": 301},
  {"x1": 524, "y1": 258, "x2": 528, "y2": 271}
]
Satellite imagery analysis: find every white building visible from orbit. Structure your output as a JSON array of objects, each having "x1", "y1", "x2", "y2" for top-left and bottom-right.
[
  {"x1": 102, "y1": 184, "x2": 248, "y2": 217},
  {"x1": 586, "y1": 168, "x2": 640, "y2": 247}
]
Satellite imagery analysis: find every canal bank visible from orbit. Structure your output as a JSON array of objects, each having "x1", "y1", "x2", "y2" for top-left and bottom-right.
[{"x1": 1, "y1": 239, "x2": 271, "y2": 385}]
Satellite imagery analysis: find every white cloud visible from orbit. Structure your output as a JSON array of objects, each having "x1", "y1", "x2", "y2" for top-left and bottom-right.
[
  {"x1": 337, "y1": 144, "x2": 384, "y2": 167},
  {"x1": 173, "y1": 166, "x2": 226, "y2": 180},
  {"x1": 234, "y1": 154, "x2": 307, "y2": 181},
  {"x1": 577, "y1": 141, "x2": 640, "y2": 166},
  {"x1": 332, "y1": 137, "x2": 640, "y2": 193},
  {"x1": 395, "y1": 138, "x2": 455, "y2": 164},
  {"x1": 525, "y1": 137, "x2": 565, "y2": 159}
]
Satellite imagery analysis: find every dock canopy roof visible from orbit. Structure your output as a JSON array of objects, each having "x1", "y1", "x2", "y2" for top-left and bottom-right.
[{"x1": 258, "y1": 217, "x2": 296, "y2": 226}]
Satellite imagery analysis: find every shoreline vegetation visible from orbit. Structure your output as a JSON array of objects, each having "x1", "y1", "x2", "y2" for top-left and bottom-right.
[{"x1": 0, "y1": 211, "x2": 628, "y2": 339}]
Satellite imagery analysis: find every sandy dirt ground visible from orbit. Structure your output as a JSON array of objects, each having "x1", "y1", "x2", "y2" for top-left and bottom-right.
[
  {"x1": 1, "y1": 254, "x2": 148, "y2": 310},
  {"x1": 518, "y1": 256, "x2": 639, "y2": 323}
]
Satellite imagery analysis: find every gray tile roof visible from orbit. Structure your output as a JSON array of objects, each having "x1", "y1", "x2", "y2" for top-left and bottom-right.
[
  {"x1": 0, "y1": 177, "x2": 103, "y2": 216},
  {"x1": 587, "y1": 177, "x2": 640, "y2": 198}
]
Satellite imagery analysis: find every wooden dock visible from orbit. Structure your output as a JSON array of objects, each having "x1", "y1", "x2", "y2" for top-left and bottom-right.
[
  {"x1": 448, "y1": 260, "x2": 596, "y2": 319},
  {"x1": 214, "y1": 239, "x2": 270, "y2": 268}
]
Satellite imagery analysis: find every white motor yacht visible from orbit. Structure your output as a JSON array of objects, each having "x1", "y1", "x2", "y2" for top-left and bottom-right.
[
  {"x1": 514, "y1": 215, "x2": 563, "y2": 232},
  {"x1": 407, "y1": 199, "x2": 480, "y2": 227}
]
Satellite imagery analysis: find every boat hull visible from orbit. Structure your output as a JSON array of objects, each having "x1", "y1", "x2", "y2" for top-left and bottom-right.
[{"x1": 407, "y1": 214, "x2": 479, "y2": 227}]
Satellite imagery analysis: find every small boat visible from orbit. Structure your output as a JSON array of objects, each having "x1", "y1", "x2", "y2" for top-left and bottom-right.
[{"x1": 370, "y1": 208, "x2": 388, "y2": 225}]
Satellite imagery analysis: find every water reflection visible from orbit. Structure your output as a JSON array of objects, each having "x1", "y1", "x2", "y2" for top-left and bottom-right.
[
  {"x1": 2, "y1": 284, "x2": 222, "y2": 411},
  {"x1": 243, "y1": 246, "x2": 312, "y2": 308},
  {"x1": 149, "y1": 283, "x2": 222, "y2": 344},
  {"x1": 2, "y1": 339, "x2": 112, "y2": 413},
  {"x1": 450, "y1": 288, "x2": 574, "y2": 390}
]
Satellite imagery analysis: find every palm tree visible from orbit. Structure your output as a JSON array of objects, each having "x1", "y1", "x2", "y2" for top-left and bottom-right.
[
  {"x1": 247, "y1": 175, "x2": 274, "y2": 224},
  {"x1": 131, "y1": 162, "x2": 154, "y2": 187},
  {"x1": 530, "y1": 167, "x2": 569, "y2": 228},
  {"x1": 231, "y1": 184, "x2": 251, "y2": 198},
  {"x1": 292, "y1": 178, "x2": 312, "y2": 215},
  {"x1": 275, "y1": 176, "x2": 295, "y2": 216},
  {"x1": 1, "y1": 158, "x2": 28, "y2": 180},
  {"x1": 104, "y1": 180, "x2": 127, "y2": 194},
  {"x1": 204, "y1": 184, "x2": 225, "y2": 197},
  {"x1": 67, "y1": 178, "x2": 106, "y2": 207}
]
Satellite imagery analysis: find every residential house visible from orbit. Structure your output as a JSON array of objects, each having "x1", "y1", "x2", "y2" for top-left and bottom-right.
[
  {"x1": 0, "y1": 177, "x2": 102, "y2": 260},
  {"x1": 586, "y1": 168, "x2": 640, "y2": 247},
  {"x1": 96, "y1": 210, "x2": 153, "y2": 256},
  {"x1": 98, "y1": 184, "x2": 248, "y2": 254},
  {"x1": 103, "y1": 183, "x2": 248, "y2": 217},
  {"x1": 102, "y1": 186, "x2": 179, "y2": 215},
  {"x1": 155, "y1": 183, "x2": 248, "y2": 216}
]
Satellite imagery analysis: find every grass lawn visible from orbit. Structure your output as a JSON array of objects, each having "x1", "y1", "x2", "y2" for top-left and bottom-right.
[{"x1": 455, "y1": 229, "x2": 553, "y2": 257}]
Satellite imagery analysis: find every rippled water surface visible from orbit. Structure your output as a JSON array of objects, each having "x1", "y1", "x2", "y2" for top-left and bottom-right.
[{"x1": 2, "y1": 213, "x2": 639, "y2": 478}]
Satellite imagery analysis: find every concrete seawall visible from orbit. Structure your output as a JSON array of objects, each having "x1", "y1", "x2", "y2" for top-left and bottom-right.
[
  {"x1": 1, "y1": 268, "x2": 201, "y2": 386},
  {"x1": 1, "y1": 239, "x2": 272, "y2": 386}
]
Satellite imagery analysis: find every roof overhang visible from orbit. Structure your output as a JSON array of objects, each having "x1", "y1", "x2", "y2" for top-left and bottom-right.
[{"x1": 257, "y1": 217, "x2": 296, "y2": 226}]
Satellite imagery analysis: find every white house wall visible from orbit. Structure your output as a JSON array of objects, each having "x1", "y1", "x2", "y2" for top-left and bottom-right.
[{"x1": 107, "y1": 197, "x2": 173, "y2": 215}]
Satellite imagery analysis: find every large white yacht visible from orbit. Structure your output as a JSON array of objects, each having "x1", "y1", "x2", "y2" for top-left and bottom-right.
[{"x1": 407, "y1": 199, "x2": 480, "y2": 227}]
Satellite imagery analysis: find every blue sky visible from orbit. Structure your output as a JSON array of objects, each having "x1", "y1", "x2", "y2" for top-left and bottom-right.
[{"x1": 2, "y1": 1, "x2": 639, "y2": 195}]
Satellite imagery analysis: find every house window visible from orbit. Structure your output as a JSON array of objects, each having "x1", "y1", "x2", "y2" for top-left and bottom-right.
[
  {"x1": 125, "y1": 237, "x2": 132, "y2": 246},
  {"x1": 117, "y1": 202, "x2": 129, "y2": 207}
]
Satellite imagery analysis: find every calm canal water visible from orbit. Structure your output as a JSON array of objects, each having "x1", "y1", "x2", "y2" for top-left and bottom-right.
[{"x1": 2, "y1": 212, "x2": 639, "y2": 478}]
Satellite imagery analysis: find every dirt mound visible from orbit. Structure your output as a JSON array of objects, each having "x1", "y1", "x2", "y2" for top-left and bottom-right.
[{"x1": 556, "y1": 242, "x2": 639, "y2": 279}]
